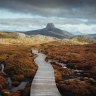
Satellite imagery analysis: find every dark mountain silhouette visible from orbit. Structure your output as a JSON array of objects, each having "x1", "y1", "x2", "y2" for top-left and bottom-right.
[{"x1": 25, "y1": 23, "x2": 73, "y2": 38}]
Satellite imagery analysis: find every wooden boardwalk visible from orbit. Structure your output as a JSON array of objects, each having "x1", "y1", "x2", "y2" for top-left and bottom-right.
[{"x1": 31, "y1": 50, "x2": 61, "y2": 96}]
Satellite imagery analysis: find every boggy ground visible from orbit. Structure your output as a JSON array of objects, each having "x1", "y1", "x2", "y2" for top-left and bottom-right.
[
  {"x1": 43, "y1": 44, "x2": 96, "y2": 96},
  {"x1": 0, "y1": 44, "x2": 38, "y2": 96}
]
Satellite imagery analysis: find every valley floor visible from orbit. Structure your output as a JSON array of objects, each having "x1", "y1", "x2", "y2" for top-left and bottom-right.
[{"x1": 0, "y1": 42, "x2": 96, "y2": 96}]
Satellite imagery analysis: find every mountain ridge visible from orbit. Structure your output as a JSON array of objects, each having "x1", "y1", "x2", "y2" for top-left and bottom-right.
[{"x1": 25, "y1": 23, "x2": 74, "y2": 38}]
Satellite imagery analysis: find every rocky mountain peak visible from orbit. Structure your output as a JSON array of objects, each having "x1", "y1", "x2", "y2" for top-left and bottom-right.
[
  {"x1": 46, "y1": 23, "x2": 55, "y2": 30},
  {"x1": 26, "y1": 23, "x2": 74, "y2": 39}
]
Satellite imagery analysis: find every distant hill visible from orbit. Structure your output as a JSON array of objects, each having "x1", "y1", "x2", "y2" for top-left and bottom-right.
[
  {"x1": 0, "y1": 32, "x2": 59, "y2": 45},
  {"x1": 0, "y1": 32, "x2": 19, "y2": 38},
  {"x1": 25, "y1": 23, "x2": 73, "y2": 39},
  {"x1": 86, "y1": 34, "x2": 96, "y2": 40},
  {"x1": 71, "y1": 34, "x2": 96, "y2": 40},
  {"x1": 70, "y1": 35, "x2": 95, "y2": 43},
  {"x1": 0, "y1": 32, "x2": 27, "y2": 38}
]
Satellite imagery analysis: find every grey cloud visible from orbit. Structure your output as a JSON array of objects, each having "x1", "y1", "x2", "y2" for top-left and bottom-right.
[
  {"x1": 0, "y1": 0, "x2": 96, "y2": 19},
  {"x1": 1, "y1": 0, "x2": 95, "y2": 8}
]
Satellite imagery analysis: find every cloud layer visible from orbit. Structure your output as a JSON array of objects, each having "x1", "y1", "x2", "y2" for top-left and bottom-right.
[
  {"x1": 0, "y1": 0, "x2": 96, "y2": 34},
  {"x1": 0, "y1": 18, "x2": 96, "y2": 34},
  {"x1": 0, "y1": 0, "x2": 96, "y2": 18}
]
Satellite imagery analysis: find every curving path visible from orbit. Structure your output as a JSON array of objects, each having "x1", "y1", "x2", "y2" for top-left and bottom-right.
[{"x1": 31, "y1": 50, "x2": 61, "y2": 96}]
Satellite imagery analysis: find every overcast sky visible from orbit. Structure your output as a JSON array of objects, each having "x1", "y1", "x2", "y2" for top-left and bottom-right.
[{"x1": 0, "y1": 0, "x2": 96, "y2": 34}]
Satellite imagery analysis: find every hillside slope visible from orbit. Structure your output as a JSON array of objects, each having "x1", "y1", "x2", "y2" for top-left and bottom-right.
[{"x1": 0, "y1": 32, "x2": 59, "y2": 45}]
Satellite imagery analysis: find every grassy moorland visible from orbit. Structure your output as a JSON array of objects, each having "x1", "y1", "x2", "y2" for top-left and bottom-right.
[
  {"x1": 0, "y1": 32, "x2": 58, "y2": 45},
  {"x1": 0, "y1": 44, "x2": 38, "y2": 96},
  {"x1": 42, "y1": 43, "x2": 96, "y2": 96},
  {"x1": 0, "y1": 32, "x2": 96, "y2": 96},
  {"x1": 0, "y1": 32, "x2": 59, "y2": 96}
]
